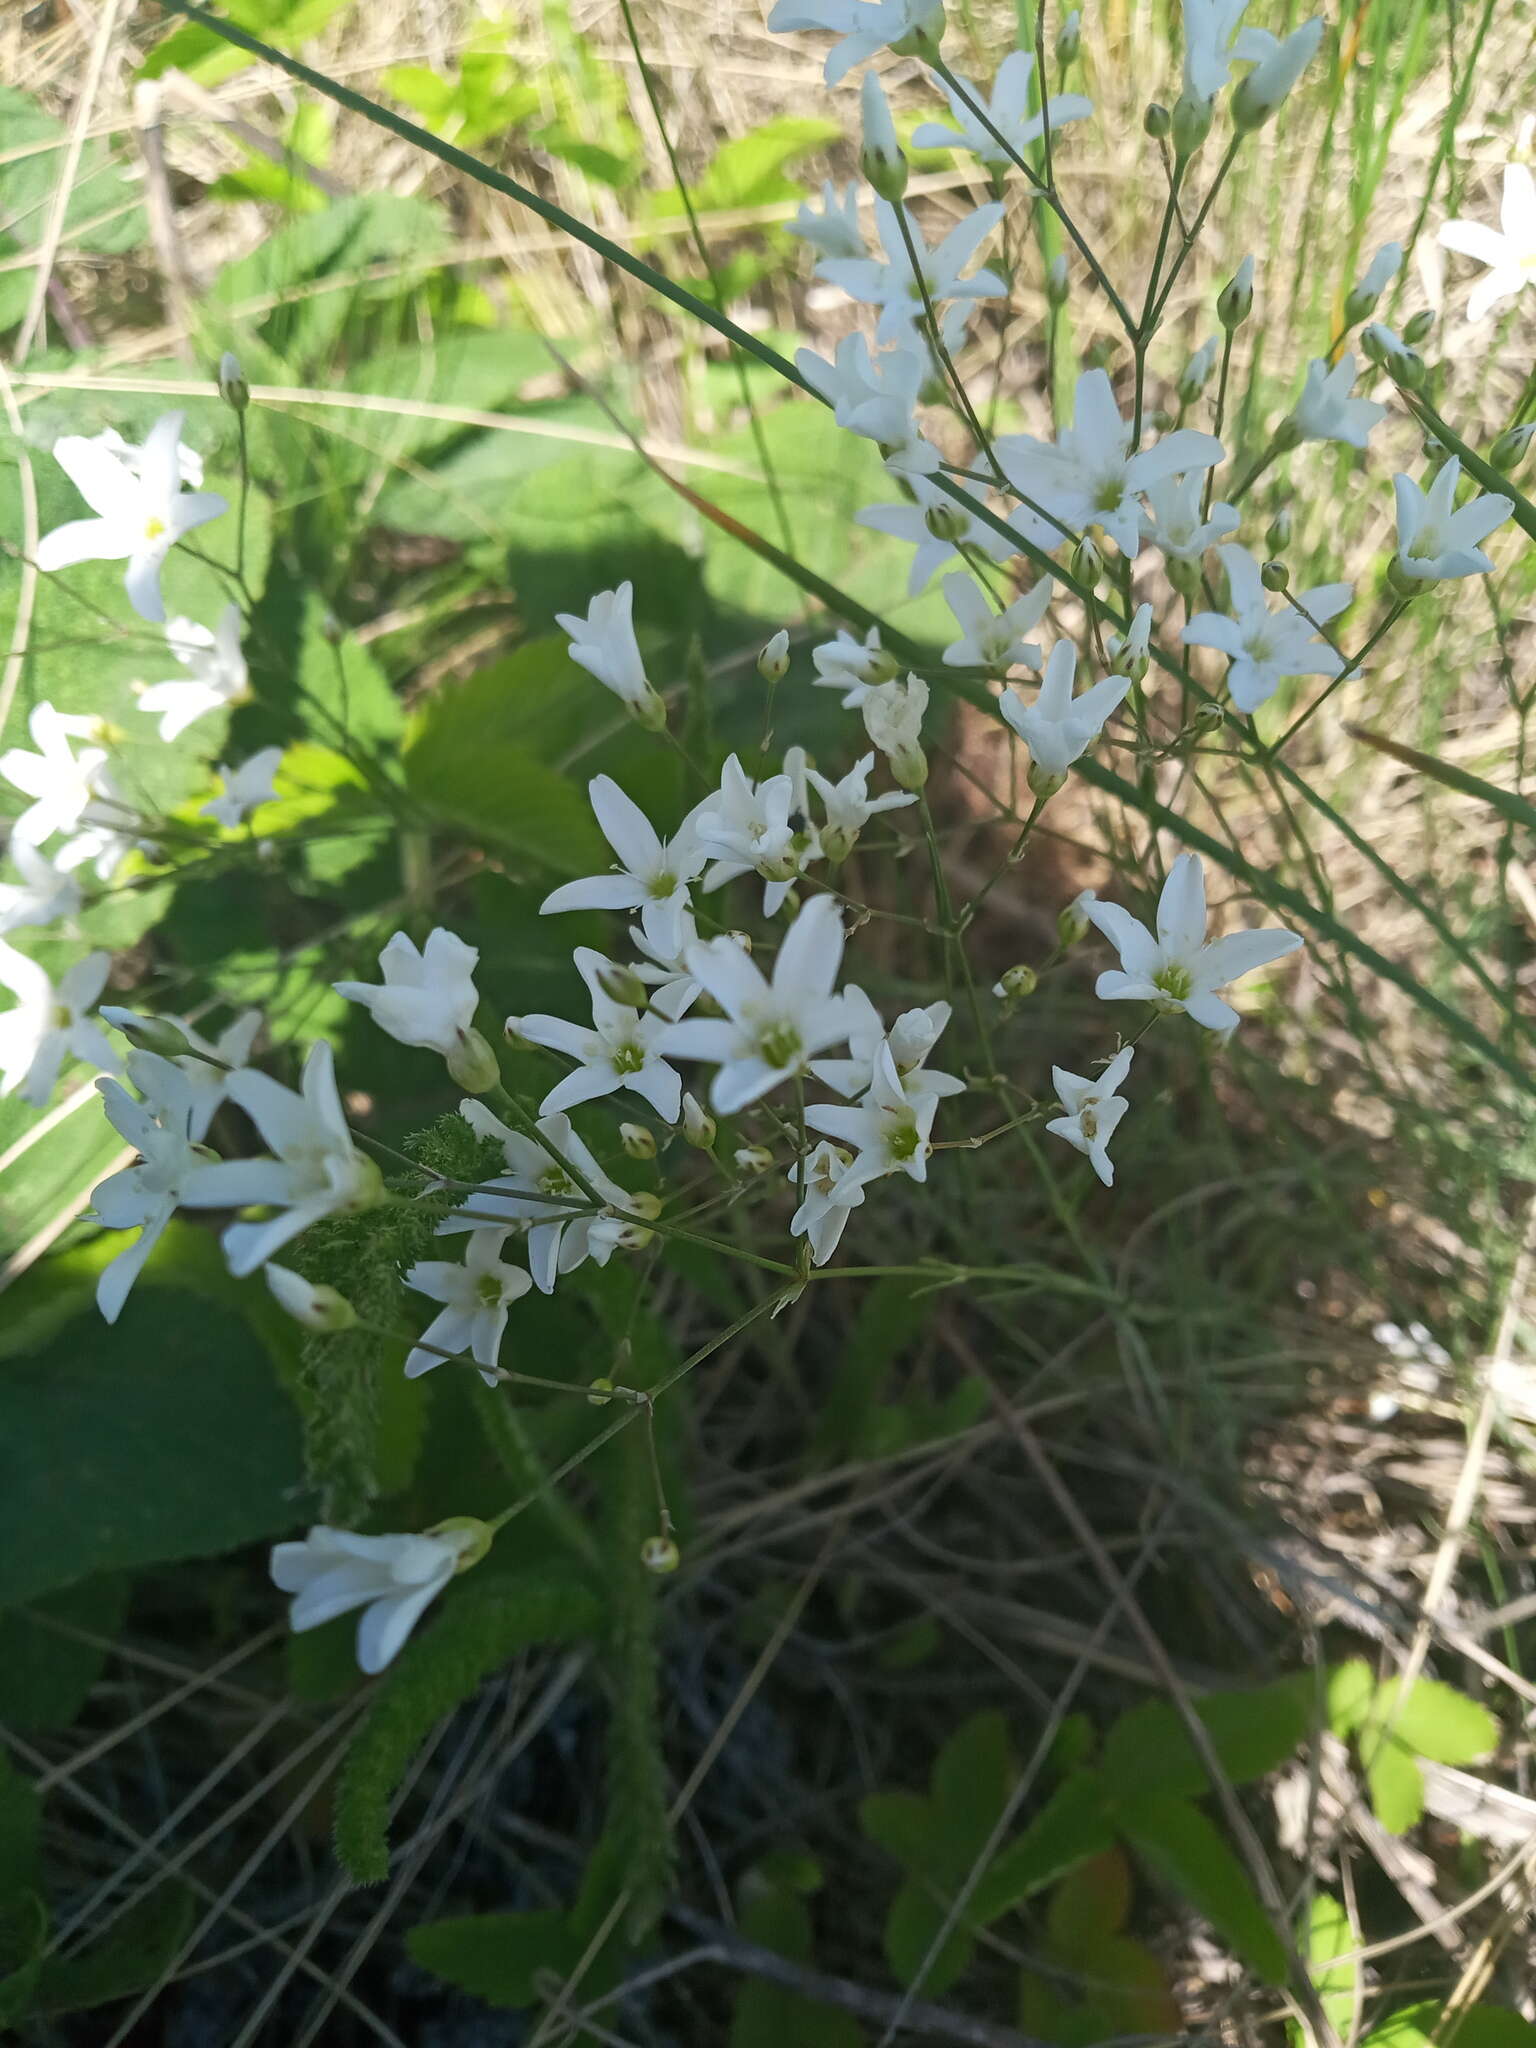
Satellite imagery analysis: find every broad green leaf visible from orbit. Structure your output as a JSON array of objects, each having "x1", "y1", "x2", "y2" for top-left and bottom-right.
[
  {"x1": 403, "y1": 683, "x2": 603, "y2": 874},
  {"x1": 1365, "y1": 1737, "x2": 1424, "y2": 1834},
  {"x1": 1101, "y1": 1675, "x2": 1314, "y2": 1803},
  {"x1": 730, "y1": 1882, "x2": 863, "y2": 2048},
  {"x1": 1291, "y1": 1891, "x2": 1357, "y2": 2047},
  {"x1": 931, "y1": 1711, "x2": 1013, "y2": 1880},
  {"x1": 1057, "y1": 1933, "x2": 1181, "y2": 2041},
  {"x1": 335, "y1": 1568, "x2": 603, "y2": 1882},
  {"x1": 0, "y1": 1288, "x2": 301, "y2": 1606},
  {"x1": 883, "y1": 1877, "x2": 975, "y2": 1998},
  {"x1": 1047, "y1": 1847, "x2": 1132, "y2": 1955},
  {"x1": 0, "y1": 88, "x2": 146, "y2": 271},
  {"x1": 1368, "y1": 1675, "x2": 1498, "y2": 1766},
  {"x1": 1120, "y1": 1791, "x2": 1287, "y2": 1985},
  {"x1": 140, "y1": 0, "x2": 359, "y2": 87},
  {"x1": 406, "y1": 1909, "x2": 579, "y2": 2007},
  {"x1": 0, "y1": 1576, "x2": 128, "y2": 1732},
  {"x1": 968, "y1": 1770, "x2": 1114, "y2": 1923},
  {"x1": 644, "y1": 115, "x2": 840, "y2": 221},
  {"x1": 1366, "y1": 2004, "x2": 1536, "y2": 2048},
  {"x1": 32, "y1": 1885, "x2": 193, "y2": 2016},
  {"x1": 1327, "y1": 1658, "x2": 1377, "y2": 1737},
  {"x1": 859, "y1": 1789, "x2": 931, "y2": 1873}
]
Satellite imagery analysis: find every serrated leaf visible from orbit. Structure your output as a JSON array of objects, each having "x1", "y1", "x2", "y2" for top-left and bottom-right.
[
  {"x1": 1366, "y1": 2003, "x2": 1536, "y2": 2048},
  {"x1": 968, "y1": 1770, "x2": 1114, "y2": 1924},
  {"x1": 1365, "y1": 1737, "x2": 1424, "y2": 1834},
  {"x1": 1369, "y1": 1676, "x2": 1498, "y2": 1766},
  {"x1": 334, "y1": 1567, "x2": 602, "y2": 1882},
  {"x1": 1101, "y1": 1674, "x2": 1313, "y2": 1803},
  {"x1": 1290, "y1": 1891, "x2": 1357, "y2": 2048},
  {"x1": 0, "y1": 1577, "x2": 128, "y2": 1732},
  {"x1": 33, "y1": 1884, "x2": 193, "y2": 2016},
  {"x1": 406, "y1": 1909, "x2": 579, "y2": 2007},
  {"x1": 1120, "y1": 1792, "x2": 1286, "y2": 1986}
]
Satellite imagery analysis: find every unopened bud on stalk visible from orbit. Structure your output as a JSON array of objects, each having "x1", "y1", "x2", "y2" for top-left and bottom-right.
[
  {"x1": 1177, "y1": 336, "x2": 1218, "y2": 405},
  {"x1": 1217, "y1": 255, "x2": 1255, "y2": 330},
  {"x1": 1343, "y1": 240, "x2": 1403, "y2": 326},
  {"x1": 594, "y1": 961, "x2": 650, "y2": 1008},
  {"x1": 1194, "y1": 701, "x2": 1226, "y2": 731},
  {"x1": 860, "y1": 72, "x2": 908, "y2": 201},
  {"x1": 1360, "y1": 321, "x2": 1424, "y2": 387},
  {"x1": 1046, "y1": 252, "x2": 1070, "y2": 306},
  {"x1": 1057, "y1": 889, "x2": 1095, "y2": 946},
  {"x1": 218, "y1": 351, "x2": 249, "y2": 410},
  {"x1": 1490, "y1": 422, "x2": 1536, "y2": 473},
  {"x1": 1402, "y1": 307, "x2": 1435, "y2": 346},
  {"x1": 757, "y1": 629, "x2": 790, "y2": 682},
  {"x1": 1171, "y1": 91, "x2": 1213, "y2": 160},
  {"x1": 640, "y1": 1534, "x2": 680, "y2": 1574},
  {"x1": 1055, "y1": 9, "x2": 1080, "y2": 66},
  {"x1": 1266, "y1": 507, "x2": 1292, "y2": 552},
  {"x1": 1261, "y1": 558, "x2": 1289, "y2": 592},
  {"x1": 681, "y1": 1093, "x2": 716, "y2": 1149},
  {"x1": 100, "y1": 1007, "x2": 198, "y2": 1060},
  {"x1": 993, "y1": 962, "x2": 1038, "y2": 1001},
  {"x1": 446, "y1": 1027, "x2": 501, "y2": 1094},
  {"x1": 265, "y1": 1264, "x2": 357, "y2": 1332},
  {"x1": 1110, "y1": 601, "x2": 1153, "y2": 682},
  {"x1": 619, "y1": 1123, "x2": 656, "y2": 1161},
  {"x1": 1071, "y1": 535, "x2": 1102, "y2": 588},
  {"x1": 1232, "y1": 17, "x2": 1324, "y2": 129},
  {"x1": 1144, "y1": 101, "x2": 1171, "y2": 140}
]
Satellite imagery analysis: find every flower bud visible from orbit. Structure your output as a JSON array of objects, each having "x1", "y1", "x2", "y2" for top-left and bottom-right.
[
  {"x1": 1232, "y1": 17, "x2": 1324, "y2": 129},
  {"x1": 1194, "y1": 700, "x2": 1226, "y2": 730},
  {"x1": 860, "y1": 72, "x2": 908, "y2": 202},
  {"x1": 1260, "y1": 558, "x2": 1289, "y2": 592},
  {"x1": 1490, "y1": 422, "x2": 1536, "y2": 473},
  {"x1": 1401, "y1": 307, "x2": 1435, "y2": 346},
  {"x1": 640, "y1": 1534, "x2": 680, "y2": 1574},
  {"x1": 427, "y1": 1514, "x2": 494, "y2": 1571},
  {"x1": 1177, "y1": 336, "x2": 1218, "y2": 405},
  {"x1": 681, "y1": 1093, "x2": 716, "y2": 1149},
  {"x1": 218, "y1": 351, "x2": 249, "y2": 411},
  {"x1": 445, "y1": 1026, "x2": 501, "y2": 1094},
  {"x1": 265, "y1": 1263, "x2": 357, "y2": 1331},
  {"x1": 993, "y1": 962, "x2": 1038, "y2": 1000},
  {"x1": 1360, "y1": 321, "x2": 1424, "y2": 387},
  {"x1": 99, "y1": 1007, "x2": 198, "y2": 1061},
  {"x1": 1217, "y1": 255, "x2": 1255, "y2": 330},
  {"x1": 594, "y1": 961, "x2": 650, "y2": 1008},
  {"x1": 757, "y1": 628, "x2": 790, "y2": 682},
  {"x1": 1057, "y1": 888, "x2": 1095, "y2": 946},
  {"x1": 1046, "y1": 252, "x2": 1070, "y2": 306},
  {"x1": 1266, "y1": 508, "x2": 1292, "y2": 553},
  {"x1": 1055, "y1": 8, "x2": 1080, "y2": 65},
  {"x1": 1342, "y1": 240, "x2": 1403, "y2": 326},
  {"x1": 619, "y1": 1122, "x2": 656, "y2": 1160},
  {"x1": 1109, "y1": 601, "x2": 1153, "y2": 683},
  {"x1": 1171, "y1": 91, "x2": 1213, "y2": 160},
  {"x1": 1071, "y1": 535, "x2": 1101, "y2": 588},
  {"x1": 1143, "y1": 101, "x2": 1171, "y2": 139},
  {"x1": 588, "y1": 1375, "x2": 616, "y2": 1405},
  {"x1": 734, "y1": 1145, "x2": 774, "y2": 1173}
]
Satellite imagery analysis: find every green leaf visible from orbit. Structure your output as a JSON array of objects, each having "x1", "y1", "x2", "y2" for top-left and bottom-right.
[
  {"x1": 883, "y1": 1877, "x2": 975, "y2": 1998},
  {"x1": 1101, "y1": 1674, "x2": 1314, "y2": 1803},
  {"x1": 32, "y1": 1885, "x2": 193, "y2": 2016},
  {"x1": 0, "y1": 1290, "x2": 301, "y2": 1606},
  {"x1": 1365, "y1": 2004, "x2": 1536, "y2": 2048},
  {"x1": 931, "y1": 1711, "x2": 1012, "y2": 1879},
  {"x1": 1327, "y1": 1658, "x2": 1377, "y2": 1737},
  {"x1": 403, "y1": 681, "x2": 603, "y2": 874},
  {"x1": 1364, "y1": 1737, "x2": 1424, "y2": 1834},
  {"x1": 0, "y1": 1757, "x2": 39, "y2": 1907},
  {"x1": 1047, "y1": 1847, "x2": 1132, "y2": 1955},
  {"x1": 730, "y1": 1882, "x2": 863, "y2": 2048},
  {"x1": 1368, "y1": 1675, "x2": 1498, "y2": 1766},
  {"x1": 140, "y1": 0, "x2": 359, "y2": 87},
  {"x1": 334, "y1": 1568, "x2": 603, "y2": 1882},
  {"x1": 1120, "y1": 1792, "x2": 1287, "y2": 1986},
  {"x1": 406, "y1": 1909, "x2": 580, "y2": 2008},
  {"x1": 0, "y1": 88, "x2": 146, "y2": 272},
  {"x1": 968, "y1": 1771, "x2": 1114, "y2": 1924},
  {"x1": 0, "y1": 1577, "x2": 129, "y2": 1732},
  {"x1": 859, "y1": 1789, "x2": 931, "y2": 1872},
  {"x1": 644, "y1": 115, "x2": 840, "y2": 221},
  {"x1": 1291, "y1": 1891, "x2": 1357, "y2": 2048}
]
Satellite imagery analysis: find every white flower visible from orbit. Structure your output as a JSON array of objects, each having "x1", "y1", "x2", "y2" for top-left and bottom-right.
[
  {"x1": 0, "y1": 702, "x2": 110, "y2": 848},
  {"x1": 1183, "y1": 544, "x2": 1351, "y2": 714},
  {"x1": 555, "y1": 582, "x2": 665, "y2": 726},
  {"x1": 797, "y1": 332, "x2": 939, "y2": 477},
  {"x1": 657, "y1": 894, "x2": 850, "y2": 1113},
  {"x1": 511, "y1": 946, "x2": 684, "y2": 1122},
  {"x1": 540, "y1": 776, "x2": 705, "y2": 961},
  {"x1": 806, "y1": 1041, "x2": 940, "y2": 1191},
  {"x1": 997, "y1": 369, "x2": 1224, "y2": 558},
  {"x1": 804, "y1": 752, "x2": 915, "y2": 860},
  {"x1": 818, "y1": 199, "x2": 1005, "y2": 345},
  {"x1": 271, "y1": 1523, "x2": 478, "y2": 1674},
  {"x1": 859, "y1": 475, "x2": 1037, "y2": 593},
  {"x1": 403, "y1": 1227, "x2": 533, "y2": 1385},
  {"x1": 1180, "y1": 0, "x2": 1280, "y2": 101},
  {"x1": 334, "y1": 927, "x2": 481, "y2": 1057},
  {"x1": 1087, "y1": 852, "x2": 1302, "y2": 1030},
  {"x1": 1392, "y1": 457, "x2": 1514, "y2": 581},
  {"x1": 811, "y1": 985, "x2": 964, "y2": 1101},
  {"x1": 789, "y1": 1140, "x2": 866, "y2": 1264},
  {"x1": 628, "y1": 908, "x2": 702, "y2": 1021},
  {"x1": 789, "y1": 180, "x2": 866, "y2": 261},
  {"x1": 0, "y1": 840, "x2": 81, "y2": 933},
  {"x1": 942, "y1": 571, "x2": 1053, "y2": 670},
  {"x1": 35, "y1": 411, "x2": 227, "y2": 623},
  {"x1": 0, "y1": 944, "x2": 120, "y2": 1104},
  {"x1": 203, "y1": 747, "x2": 283, "y2": 830},
  {"x1": 1232, "y1": 17, "x2": 1324, "y2": 126},
  {"x1": 767, "y1": 0, "x2": 944, "y2": 85},
  {"x1": 1178, "y1": 336, "x2": 1219, "y2": 404},
  {"x1": 997, "y1": 640, "x2": 1131, "y2": 784},
  {"x1": 1289, "y1": 354, "x2": 1386, "y2": 449},
  {"x1": 1350, "y1": 240, "x2": 1403, "y2": 312},
  {"x1": 100, "y1": 1004, "x2": 263, "y2": 1142},
  {"x1": 178, "y1": 1040, "x2": 381, "y2": 1276},
  {"x1": 91, "y1": 1051, "x2": 200, "y2": 1323},
  {"x1": 137, "y1": 604, "x2": 250, "y2": 742},
  {"x1": 1439, "y1": 162, "x2": 1536, "y2": 322},
  {"x1": 861, "y1": 672, "x2": 928, "y2": 788},
  {"x1": 693, "y1": 753, "x2": 809, "y2": 914},
  {"x1": 811, "y1": 625, "x2": 894, "y2": 707},
  {"x1": 911, "y1": 50, "x2": 1092, "y2": 169},
  {"x1": 1139, "y1": 473, "x2": 1240, "y2": 561},
  {"x1": 265, "y1": 1264, "x2": 355, "y2": 1331},
  {"x1": 443, "y1": 1102, "x2": 631, "y2": 1294},
  {"x1": 1046, "y1": 1044, "x2": 1133, "y2": 1186}
]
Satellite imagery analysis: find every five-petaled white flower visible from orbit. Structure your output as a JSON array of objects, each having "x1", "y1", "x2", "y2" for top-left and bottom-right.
[
  {"x1": 555, "y1": 582, "x2": 665, "y2": 728},
  {"x1": 1139, "y1": 474, "x2": 1239, "y2": 561},
  {"x1": 694, "y1": 753, "x2": 809, "y2": 914},
  {"x1": 789, "y1": 1140, "x2": 866, "y2": 1265},
  {"x1": 1438, "y1": 161, "x2": 1536, "y2": 322},
  {"x1": 798, "y1": 332, "x2": 939, "y2": 476},
  {"x1": 804, "y1": 752, "x2": 914, "y2": 861},
  {"x1": 1, "y1": 702, "x2": 111, "y2": 848},
  {"x1": 92, "y1": 1051, "x2": 202, "y2": 1323},
  {"x1": 1183, "y1": 544, "x2": 1351, "y2": 713},
  {"x1": 811, "y1": 625, "x2": 894, "y2": 706},
  {"x1": 541, "y1": 777, "x2": 705, "y2": 961},
  {"x1": 997, "y1": 369, "x2": 1224, "y2": 558},
  {"x1": 203, "y1": 748, "x2": 283, "y2": 830},
  {"x1": 1289, "y1": 354, "x2": 1386, "y2": 449},
  {"x1": 1180, "y1": 0, "x2": 1281, "y2": 101},
  {"x1": 335, "y1": 927, "x2": 482, "y2": 1058},
  {"x1": 137, "y1": 604, "x2": 250, "y2": 741},
  {"x1": 0, "y1": 840, "x2": 81, "y2": 934},
  {"x1": 0, "y1": 943, "x2": 120, "y2": 1104},
  {"x1": 403, "y1": 1227, "x2": 533, "y2": 1384},
  {"x1": 766, "y1": 0, "x2": 944, "y2": 85},
  {"x1": 1392, "y1": 458, "x2": 1514, "y2": 582},
  {"x1": 911, "y1": 50, "x2": 1092, "y2": 169},
  {"x1": 511, "y1": 946, "x2": 684, "y2": 1122},
  {"x1": 942, "y1": 571, "x2": 1053, "y2": 671},
  {"x1": 658, "y1": 893, "x2": 850, "y2": 1114},
  {"x1": 100, "y1": 1004, "x2": 263, "y2": 1143},
  {"x1": 818, "y1": 199, "x2": 1006, "y2": 346},
  {"x1": 35, "y1": 411, "x2": 227, "y2": 623},
  {"x1": 789, "y1": 180, "x2": 867, "y2": 262},
  {"x1": 1046, "y1": 1044, "x2": 1133, "y2": 1186},
  {"x1": 628, "y1": 908, "x2": 702, "y2": 1022},
  {"x1": 271, "y1": 1523, "x2": 479, "y2": 1675},
  {"x1": 860, "y1": 672, "x2": 929, "y2": 789},
  {"x1": 811, "y1": 986, "x2": 963, "y2": 1102},
  {"x1": 807, "y1": 1041, "x2": 940, "y2": 1190},
  {"x1": 443, "y1": 1102, "x2": 632, "y2": 1294},
  {"x1": 997, "y1": 640, "x2": 1131, "y2": 787},
  {"x1": 179, "y1": 1040, "x2": 381, "y2": 1276},
  {"x1": 1087, "y1": 852, "x2": 1301, "y2": 1031}
]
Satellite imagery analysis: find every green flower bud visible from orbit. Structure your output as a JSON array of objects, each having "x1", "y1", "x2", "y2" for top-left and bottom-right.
[
  {"x1": 1265, "y1": 508, "x2": 1292, "y2": 553},
  {"x1": 1057, "y1": 890, "x2": 1095, "y2": 946},
  {"x1": 1071, "y1": 535, "x2": 1101, "y2": 588},
  {"x1": 1401, "y1": 307, "x2": 1435, "y2": 346},
  {"x1": 218, "y1": 351, "x2": 249, "y2": 411},
  {"x1": 1194, "y1": 701, "x2": 1226, "y2": 730},
  {"x1": 619, "y1": 1122, "x2": 656, "y2": 1161},
  {"x1": 640, "y1": 1534, "x2": 680, "y2": 1574},
  {"x1": 1490, "y1": 422, "x2": 1536, "y2": 473},
  {"x1": 1055, "y1": 9, "x2": 1080, "y2": 65},
  {"x1": 1217, "y1": 255, "x2": 1255, "y2": 331},
  {"x1": 757, "y1": 629, "x2": 790, "y2": 682},
  {"x1": 1260, "y1": 558, "x2": 1289, "y2": 592},
  {"x1": 993, "y1": 962, "x2": 1038, "y2": 1000},
  {"x1": 100, "y1": 1009, "x2": 198, "y2": 1060},
  {"x1": 594, "y1": 962, "x2": 650, "y2": 1008},
  {"x1": 681, "y1": 1094, "x2": 716, "y2": 1149},
  {"x1": 1171, "y1": 91, "x2": 1213, "y2": 160},
  {"x1": 924, "y1": 501, "x2": 969, "y2": 542},
  {"x1": 1144, "y1": 101, "x2": 1171, "y2": 139},
  {"x1": 1027, "y1": 761, "x2": 1068, "y2": 801},
  {"x1": 631, "y1": 685, "x2": 669, "y2": 732}
]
